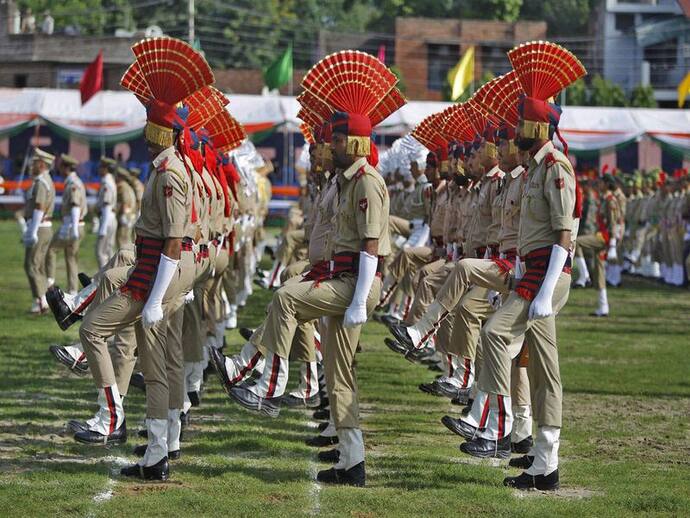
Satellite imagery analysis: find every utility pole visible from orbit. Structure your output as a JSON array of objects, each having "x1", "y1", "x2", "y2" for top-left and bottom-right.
[{"x1": 188, "y1": 0, "x2": 195, "y2": 45}]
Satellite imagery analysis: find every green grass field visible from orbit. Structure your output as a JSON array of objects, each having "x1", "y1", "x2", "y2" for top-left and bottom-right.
[{"x1": 1, "y1": 219, "x2": 689, "y2": 517}]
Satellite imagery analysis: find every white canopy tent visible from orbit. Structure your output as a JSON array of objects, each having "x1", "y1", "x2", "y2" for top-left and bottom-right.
[{"x1": 0, "y1": 88, "x2": 688, "y2": 155}]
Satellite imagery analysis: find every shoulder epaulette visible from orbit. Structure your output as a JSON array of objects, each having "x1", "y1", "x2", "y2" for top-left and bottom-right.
[{"x1": 354, "y1": 166, "x2": 366, "y2": 182}]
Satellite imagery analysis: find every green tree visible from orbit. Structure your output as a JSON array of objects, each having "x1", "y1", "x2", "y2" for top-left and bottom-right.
[
  {"x1": 630, "y1": 85, "x2": 657, "y2": 108},
  {"x1": 564, "y1": 78, "x2": 588, "y2": 106},
  {"x1": 19, "y1": 0, "x2": 132, "y2": 35},
  {"x1": 390, "y1": 65, "x2": 407, "y2": 94},
  {"x1": 590, "y1": 74, "x2": 628, "y2": 107},
  {"x1": 521, "y1": 0, "x2": 595, "y2": 37}
]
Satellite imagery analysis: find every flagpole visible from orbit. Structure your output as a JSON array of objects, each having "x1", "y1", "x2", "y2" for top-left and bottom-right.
[{"x1": 288, "y1": 44, "x2": 294, "y2": 186}]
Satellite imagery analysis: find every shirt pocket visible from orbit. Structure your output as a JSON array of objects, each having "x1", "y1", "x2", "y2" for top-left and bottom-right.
[{"x1": 525, "y1": 183, "x2": 549, "y2": 223}]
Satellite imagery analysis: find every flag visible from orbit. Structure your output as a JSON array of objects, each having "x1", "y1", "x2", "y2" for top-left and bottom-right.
[
  {"x1": 677, "y1": 71, "x2": 690, "y2": 108},
  {"x1": 80, "y1": 50, "x2": 103, "y2": 106},
  {"x1": 377, "y1": 44, "x2": 386, "y2": 64},
  {"x1": 263, "y1": 44, "x2": 293, "y2": 91},
  {"x1": 447, "y1": 46, "x2": 475, "y2": 101}
]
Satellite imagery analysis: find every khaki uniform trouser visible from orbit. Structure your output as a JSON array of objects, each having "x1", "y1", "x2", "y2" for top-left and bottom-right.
[
  {"x1": 479, "y1": 273, "x2": 571, "y2": 428},
  {"x1": 92, "y1": 265, "x2": 138, "y2": 396},
  {"x1": 511, "y1": 361, "x2": 531, "y2": 408},
  {"x1": 282, "y1": 259, "x2": 310, "y2": 283},
  {"x1": 576, "y1": 234, "x2": 606, "y2": 289},
  {"x1": 46, "y1": 227, "x2": 84, "y2": 294},
  {"x1": 405, "y1": 259, "x2": 448, "y2": 324},
  {"x1": 390, "y1": 246, "x2": 433, "y2": 296},
  {"x1": 79, "y1": 250, "x2": 195, "y2": 419},
  {"x1": 262, "y1": 272, "x2": 381, "y2": 428},
  {"x1": 277, "y1": 229, "x2": 305, "y2": 265},
  {"x1": 449, "y1": 286, "x2": 492, "y2": 360},
  {"x1": 223, "y1": 253, "x2": 239, "y2": 302},
  {"x1": 412, "y1": 259, "x2": 512, "y2": 355},
  {"x1": 670, "y1": 227, "x2": 684, "y2": 264},
  {"x1": 183, "y1": 252, "x2": 213, "y2": 363},
  {"x1": 253, "y1": 272, "x2": 317, "y2": 364},
  {"x1": 116, "y1": 223, "x2": 133, "y2": 250},
  {"x1": 24, "y1": 226, "x2": 53, "y2": 299},
  {"x1": 96, "y1": 221, "x2": 117, "y2": 268},
  {"x1": 389, "y1": 215, "x2": 411, "y2": 238},
  {"x1": 204, "y1": 245, "x2": 231, "y2": 337}
]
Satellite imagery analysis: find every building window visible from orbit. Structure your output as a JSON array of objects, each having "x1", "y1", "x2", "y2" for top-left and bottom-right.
[
  {"x1": 615, "y1": 13, "x2": 635, "y2": 32},
  {"x1": 427, "y1": 43, "x2": 459, "y2": 91},
  {"x1": 479, "y1": 45, "x2": 512, "y2": 76},
  {"x1": 14, "y1": 74, "x2": 27, "y2": 88},
  {"x1": 645, "y1": 39, "x2": 679, "y2": 87}
]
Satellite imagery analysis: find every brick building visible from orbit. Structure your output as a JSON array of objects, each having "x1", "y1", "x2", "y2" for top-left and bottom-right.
[{"x1": 393, "y1": 17, "x2": 547, "y2": 100}]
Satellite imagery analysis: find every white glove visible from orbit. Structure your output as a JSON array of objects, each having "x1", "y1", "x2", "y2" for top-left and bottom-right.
[
  {"x1": 514, "y1": 256, "x2": 525, "y2": 280},
  {"x1": 452, "y1": 243, "x2": 460, "y2": 262},
  {"x1": 119, "y1": 214, "x2": 129, "y2": 226},
  {"x1": 483, "y1": 247, "x2": 490, "y2": 259},
  {"x1": 394, "y1": 234, "x2": 407, "y2": 248},
  {"x1": 487, "y1": 290, "x2": 502, "y2": 310},
  {"x1": 98, "y1": 206, "x2": 113, "y2": 237},
  {"x1": 142, "y1": 253, "x2": 179, "y2": 328},
  {"x1": 184, "y1": 290, "x2": 195, "y2": 304},
  {"x1": 70, "y1": 206, "x2": 80, "y2": 240},
  {"x1": 23, "y1": 209, "x2": 43, "y2": 247},
  {"x1": 607, "y1": 237, "x2": 617, "y2": 261},
  {"x1": 528, "y1": 245, "x2": 568, "y2": 320},
  {"x1": 343, "y1": 251, "x2": 378, "y2": 328}
]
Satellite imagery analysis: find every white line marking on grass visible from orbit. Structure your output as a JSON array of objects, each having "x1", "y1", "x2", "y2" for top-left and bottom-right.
[
  {"x1": 92, "y1": 478, "x2": 115, "y2": 503},
  {"x1": 307, "y1": 463, "x2": 322, "y2": 516}
]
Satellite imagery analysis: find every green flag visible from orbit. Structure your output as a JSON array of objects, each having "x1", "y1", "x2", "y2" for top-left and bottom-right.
[{"x1": 263, "y1": 44, "x2": 293, "y2": 91}]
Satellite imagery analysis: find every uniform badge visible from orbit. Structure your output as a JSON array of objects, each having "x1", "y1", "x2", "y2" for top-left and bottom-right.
[
  {"x1": 358, "y1": 197, "x2": 368, "y2": 212},
  {"x1": 164, "y1": 185, "x2": 173, "y2": 198},
  {"x1": 554, "y1": 178, "x2": 565, "y2": 190}
]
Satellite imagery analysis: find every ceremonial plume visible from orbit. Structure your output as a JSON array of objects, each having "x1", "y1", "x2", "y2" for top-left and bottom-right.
[
  {"x1": 300, "y1": 50, "x2": 406, "y2": 125},
  {"x1": 185, "y1": 86, "x2": 229, "y2": 131},
  {"x1": 507, "y1": 40, "x2": 586, "y2": 101},
  {"x1": 471, "y1": 71, "x2": 523, "y2": 127},
  {"x1": 120, "y1": 36, "x2": 214, "y2": 147},
  {"x1": 205, "y1": 110, "x2": 246, "y2": 154}
]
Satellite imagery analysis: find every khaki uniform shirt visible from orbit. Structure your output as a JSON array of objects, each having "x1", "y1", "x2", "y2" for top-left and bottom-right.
[
  {"x1": 60, "y1": 172, "x2": 87, "y2": 220},
  {"x1": 135, "y1": 147, "x2": 192, "y2": 240},
  {"x1": 518, "y1": 141, "x2": 577, "y2": 256},
  {"x1": 498, "y1": 166, "x2": 526, "y2": 252},
  {"x1": 25, "y1": 171, "x2": 55, "y2": 221},
  {"x1": 308, "y1": 175, "x2": 338, "y2": 264},
  {"x1": 467, "y1": 166, "x2": 503, "y2": 252},
  {"x1": 333, "y1": 157, "x2": 391, "y2": 257},
  {"x1": 429, "y1": 181, "x2": 449, "y2": 240},
  {"x1": 486, "y1": 166, "x2": 506, "y2": 246},
  {"x1": 208, "y1": 173, "x2": 226, "y2": 238},
  {"x1": 405, "y1": 175, "x2": 432, "y2": 221},
  {"x1": 97, "y1": 173, "x2": 116, "y2": 211},
  {"x1": 461, "y1": 182, "x2": 480, "y2": 251},
  {"x1": 116, "y1": 178, "x2": 137, "y2": 220}
]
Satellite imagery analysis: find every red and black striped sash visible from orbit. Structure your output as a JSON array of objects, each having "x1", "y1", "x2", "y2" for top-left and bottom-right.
[
  {"x1": 120, "y1": 236, "x2": 165, "y2": 301},
  {"x1": 492, "y1": 248, "x2": 517, "y2": 275},
  {"x1": 515, "y1": 246, "x2": 572, "y2": 301}
]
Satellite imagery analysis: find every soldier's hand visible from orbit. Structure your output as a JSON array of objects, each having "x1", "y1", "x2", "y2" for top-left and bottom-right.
[
  {"x1": 528, "y1": 291, "x2": 553, "y2": 320},
  {"x1": 142, "y1": 300, "x2": 164, "y2": 328},
  {"x1": 184, "y1": 291, "x2": 195, "y2": 304},
  {"x1": 343, "y1": 303, "x2": 367, "y2": 328},
  {"x1": 487, "y1": 290, "x2": 502, "y2": 310},
  {"x1": 70, "y1": 227, "x2": 80, "y2": 241},
  {"x1": 607, "y1": 245, "x2": 618, "y2": 261}
]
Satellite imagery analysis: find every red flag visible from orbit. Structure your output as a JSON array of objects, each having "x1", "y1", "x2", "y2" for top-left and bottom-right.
[
  {"x1": 80, "y1": 50, "x2": 103, "y2": 105},
  {"x1": 377, "y1": 44, "x2": 386, "y2": 64}
]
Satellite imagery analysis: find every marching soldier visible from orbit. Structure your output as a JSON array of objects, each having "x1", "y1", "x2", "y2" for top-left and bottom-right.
[
  {"x1": 95, "y1": 157, "x2": 118, "y2": 268},
  {"x1": 115, "y1": 166, "x2": 137, "y2": 248},
  {"x1": 74, "y1": 36, "x2": 213, "y2": 481},
  {"x1": 23, "y1": 149, "x2": 56, "y2": 313},
  {"x1": 46, "y1": 154, "x2": 87, "y2": 295}
]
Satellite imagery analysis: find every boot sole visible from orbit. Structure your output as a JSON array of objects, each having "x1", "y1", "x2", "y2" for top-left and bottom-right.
[
  {"x1": 229, "y1": 391, "x2": 280, "y2": 418},
  {"x1": 74, "y1": 435, "x2": 127, "y2": 446},
  {"x1": 441, "y1": 417, "x2": 476, "y2": 440},
  {"x1": 460, "y1": 445, "x2": 511, "y2": 459}
]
